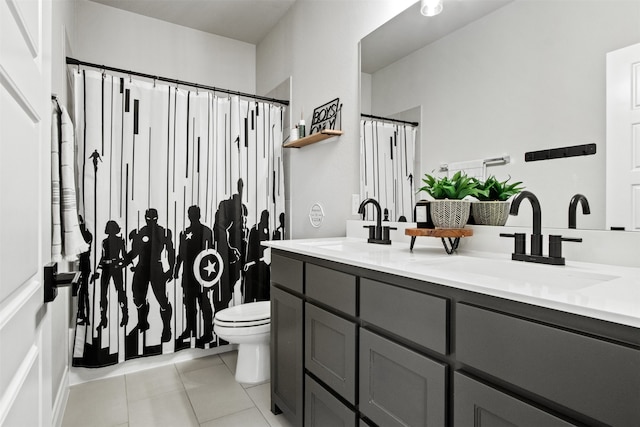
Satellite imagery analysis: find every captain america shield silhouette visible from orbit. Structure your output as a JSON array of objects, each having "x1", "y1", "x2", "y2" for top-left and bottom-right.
[{"x1": 194, "y1": 248, "x2": 224, "y2": 289}]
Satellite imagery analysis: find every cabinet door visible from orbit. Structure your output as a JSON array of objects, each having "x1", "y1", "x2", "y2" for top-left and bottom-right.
[
  {"x1": 271, "y1": 285, "x2": 304, "y2": 426},
  {"x1": 454, "y1": 372, "x2": 576, "y2": 427},
  {"x1": 359, "y1": 329, "x2": 446, "y2": 427},
  {"x1": 305, "y1": 303, "x2": 357, "y2": 404},
  {"x1": 305, "y1": 374, "x2": 357, "y2": 427}
]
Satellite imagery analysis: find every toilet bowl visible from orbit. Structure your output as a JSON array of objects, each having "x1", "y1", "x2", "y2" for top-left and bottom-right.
[{"x1": 213, "y1": 301, "x2": 270, "y2": 384}]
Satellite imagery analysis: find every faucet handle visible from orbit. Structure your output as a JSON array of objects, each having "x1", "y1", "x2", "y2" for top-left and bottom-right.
[
  {"x1": 500, "y1": 233, "x2": 526, "y2": 255},
  {"x1": 363, "y1": 225, "x2": 376, "y2": 240},
  {"x1": 549, "y1": 235, "x2": 582, "y2": 259},
  {"x1": 382, "y1": 225, "x2": 397, "y2": 241}
]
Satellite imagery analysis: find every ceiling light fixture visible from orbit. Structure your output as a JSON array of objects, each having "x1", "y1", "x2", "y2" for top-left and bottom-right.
[{"x1": 421, "y1": 0, "x2": 443, "y2": 17}]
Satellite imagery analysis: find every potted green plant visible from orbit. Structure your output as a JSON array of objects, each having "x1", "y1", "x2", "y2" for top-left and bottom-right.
[
  {"x1": 419, "y1": 171, "x2": 487, "y2": 228},
  {"x1": 471, "y1": 175, "x2": 524, "y2": 226}
]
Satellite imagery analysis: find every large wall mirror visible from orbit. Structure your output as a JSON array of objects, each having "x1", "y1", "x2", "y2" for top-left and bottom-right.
[{"x1": 360, "y1": 0, "x2": 640, "y2": 230}]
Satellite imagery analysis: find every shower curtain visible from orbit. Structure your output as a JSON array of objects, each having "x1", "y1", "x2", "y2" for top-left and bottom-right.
[
  {"x1": 72, "y1": 69, "x2": 285, "y2": 367},
  {"x1": 360, "y1": 119, "x2": 416, "y2": 222}
]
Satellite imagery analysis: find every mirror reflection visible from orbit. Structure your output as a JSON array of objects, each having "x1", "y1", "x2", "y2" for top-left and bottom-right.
[{"x1": 361, "y1": 0, "x2": 640, "y2": 230}]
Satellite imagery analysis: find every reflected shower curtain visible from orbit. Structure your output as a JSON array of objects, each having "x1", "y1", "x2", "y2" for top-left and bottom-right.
[
  {"x1": 72, "y1": 69, "x2": 285, "y2": 367},
  {"x1": 360, "y1": 120, "x2": 416, "y2": 222}
]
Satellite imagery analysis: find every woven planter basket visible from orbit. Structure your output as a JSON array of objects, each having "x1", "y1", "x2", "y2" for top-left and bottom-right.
[
  {"x1": 430, "y1": 200, "x2": 471, "y2": 229},
  {"x1": 472, "y1": 201, "x2": 510, "y2": 226}
]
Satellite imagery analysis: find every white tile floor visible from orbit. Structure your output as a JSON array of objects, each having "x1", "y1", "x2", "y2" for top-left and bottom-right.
[{"x1": 62, "y1": 351, "x2": 295, "y2": 427}]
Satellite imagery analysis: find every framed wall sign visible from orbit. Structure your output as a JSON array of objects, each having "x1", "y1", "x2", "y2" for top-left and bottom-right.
[{"x1": 310, "y1": 98, "x2": 340, "y2": 134}]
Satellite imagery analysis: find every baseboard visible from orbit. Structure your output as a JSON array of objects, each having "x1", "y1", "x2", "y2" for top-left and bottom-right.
[{"x1": 52, "y1": 365, "x2": 69, "y2": 427}]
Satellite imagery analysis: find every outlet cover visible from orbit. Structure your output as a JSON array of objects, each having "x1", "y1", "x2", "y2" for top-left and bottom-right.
[{"x1": 352, "y1": 194, "x2": 360, "y2": 215}]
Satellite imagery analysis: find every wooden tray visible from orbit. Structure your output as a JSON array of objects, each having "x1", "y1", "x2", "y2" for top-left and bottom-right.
[
  {"x1": 405, "y1": 228, "x2": 472, "y2": 254},
  {"x1": 405, "y1": 228, "x2": 473, "y2": 238}
]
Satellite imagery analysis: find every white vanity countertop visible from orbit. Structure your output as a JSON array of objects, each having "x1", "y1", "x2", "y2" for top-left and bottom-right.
[{"x1": 264, "y1": 237, "x2": 640, "y2": 328}]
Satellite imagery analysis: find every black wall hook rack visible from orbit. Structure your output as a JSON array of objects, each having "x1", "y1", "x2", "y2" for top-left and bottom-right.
[{"x1": 524, "y1": 143, "x2": 596, "y2": 162}]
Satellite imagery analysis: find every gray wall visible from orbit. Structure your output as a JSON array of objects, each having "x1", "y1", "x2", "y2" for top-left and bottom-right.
[
  {"x1": 256, "y1": 0, "x2": 415, "y2": 238},
  {"x1": 369, "y1": 0, "x2": 640, "y2": 229},
  {"x1": 74, "y1": 0, "x2": 256, "y2": 93}
]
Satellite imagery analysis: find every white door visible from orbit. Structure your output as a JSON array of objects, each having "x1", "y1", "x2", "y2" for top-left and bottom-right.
[
  {"x1": 606, "y1": 42, "x2": 640, "y2": 231},
  {"x1": 0, "y1": 0, "x2": 53, "y2": 425}
]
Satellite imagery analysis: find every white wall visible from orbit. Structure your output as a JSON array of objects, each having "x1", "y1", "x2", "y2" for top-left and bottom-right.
[
  {"x1": 74, "y1": 0, "x2": 256, "y2": 93},
  {"x1": 370, "y1": 0, "x2": 640, "y2": 230},
  {"x1": 257, "y1": 0, "x2": 415, "y2": 238}
]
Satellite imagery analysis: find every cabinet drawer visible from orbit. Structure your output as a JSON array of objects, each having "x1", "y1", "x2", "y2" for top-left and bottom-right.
[
  {"x1": 359, "y1": 329, "x2": 446, "y2": 427},
  {"x1": 306, "y1": 264, "x2": 356, "y2": 316},
  {"x1": 305, "y1": 303, "x2": 357, "y2": 404},
  {"x1": 454, "y1": 372, "x2": 575, "y2": 427},
  {"x1": 305, "y1": 375, "x2": 357, "y2": 427},
  {"x1": 360, "y1": 278, "x2": 448, "y2": 354},
  {"x1": 456, "y1": 303, "x2": 640, "y2": 426},
  {"x1": 271, "y1": 253, "x2": 303, "y2": 294}
]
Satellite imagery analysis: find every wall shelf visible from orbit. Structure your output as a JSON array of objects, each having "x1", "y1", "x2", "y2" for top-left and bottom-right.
[{"x1": 283, "y1": 129, "x2": 343, "y2": 148}]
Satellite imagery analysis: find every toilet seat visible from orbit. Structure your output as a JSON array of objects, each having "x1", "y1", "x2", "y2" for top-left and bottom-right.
[
  {"x1": 214, "y1": 318, "x2": 270, "y2": 328},
  {"x1": 214, "y1": 322, "x2": 270, "y2": 336},
  {"x1": 213, "y1": 301, "x2": 270, "y2": 328}
]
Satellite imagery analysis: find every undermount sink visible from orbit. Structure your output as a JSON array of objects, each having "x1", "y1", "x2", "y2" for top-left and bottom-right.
[
  {"x1": 420, "y1": 256, "x2": 619, "y2": 290},
  {"x1": 297, "y1": 239, "x2": 351, "y2": 251}
]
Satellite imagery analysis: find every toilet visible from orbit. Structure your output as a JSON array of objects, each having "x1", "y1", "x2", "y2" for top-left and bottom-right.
[{"x1": 213, "y1": 301, "x2": 271, "y2": 384}]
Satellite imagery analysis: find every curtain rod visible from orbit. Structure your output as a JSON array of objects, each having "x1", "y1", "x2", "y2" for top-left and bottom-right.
[
  {"x1": 361, "y1": 113, "x2": 418, "y2": 127},
  {"x1": 66, "y1": 57, "x2": 289, "y2": 106}
]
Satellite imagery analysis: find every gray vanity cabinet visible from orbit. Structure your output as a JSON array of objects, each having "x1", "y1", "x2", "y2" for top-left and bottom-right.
[
  {"x1": 271, "y1": 282, "x2": 304, "y2": 426},
  {"x1": 270, "y1": 250, "x2": 640, "y2": 427},
  {"x1": 454, "y1": 372, "x2": 575, "y2": 427},
  {"x1": 359, "y1": 329, "x2": 446, "y2": 427},
  {"x1": 305, "y1": 374, "x2": 357, "y2": 427}
]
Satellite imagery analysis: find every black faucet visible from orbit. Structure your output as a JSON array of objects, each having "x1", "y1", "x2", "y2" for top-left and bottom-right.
[
  {"x1": 500, "y1": 191, "x2": 582, "y2": 265},
  {"x1": 509, "y1": 190, "x2": 543, "y2": 256},
  {"x1": 568, "y1": 194, "x2": 590, "y2": 229},
  {"x1": 358, "y1": 198, "x2": 394, "y2": 244}
]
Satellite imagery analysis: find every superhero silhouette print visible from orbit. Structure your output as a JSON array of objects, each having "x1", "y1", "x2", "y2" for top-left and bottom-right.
[
  {"x1": 174, "y1": 205, "x2": 215, "y2": 345},
  {"x1": 127, "y1": 208, "x2": 175, "y2": 342},
  {"x1": 213, "y1": 178, "x2": 246, "y2": 313},
  {"x1": 77, "y1": 216, "x2": 92, "y2": 326},
  {"x1": 244, "y1": 210, "x2": 270, "y2": 302},
  {"x1": 94, "y1": 220, "x2": 128, "y2": 330}
]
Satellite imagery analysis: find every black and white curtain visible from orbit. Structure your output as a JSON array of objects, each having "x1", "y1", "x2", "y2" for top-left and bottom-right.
[
  {"x1": 360, "y1": 119, "x2": 416, "y2": 222},
  {"x1": 72, "y1": 69, "x2": 285, "y2": 367}
]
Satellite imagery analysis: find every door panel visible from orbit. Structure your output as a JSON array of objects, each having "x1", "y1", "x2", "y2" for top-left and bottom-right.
[
  {"x1": 606, "y1": 42, "x2": 640, "y2": 230},
  {"x1": 0, "y1": 0, "x2": 51, "y2": 425}
]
